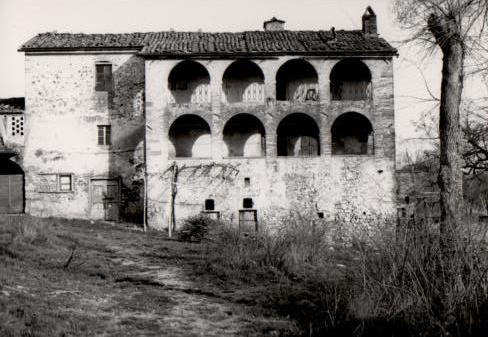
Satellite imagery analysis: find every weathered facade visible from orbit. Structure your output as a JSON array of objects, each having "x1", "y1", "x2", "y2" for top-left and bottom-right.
[{"x1": 18, "y1": 7, "x2": 398, "y2": 230}]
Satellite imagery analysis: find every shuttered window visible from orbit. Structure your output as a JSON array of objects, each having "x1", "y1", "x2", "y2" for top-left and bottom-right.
[
  {"x1": 95, "y1": 64, "x2": 113, "y2": 91},
  {"x1": 97, "y1": 125, "x2": 111, "y2": 146}
]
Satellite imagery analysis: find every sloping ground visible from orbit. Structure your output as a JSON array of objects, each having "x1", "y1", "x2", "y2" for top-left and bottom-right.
[{"x1": 0, "y1": 216, "x2": 294, "y2": 336}]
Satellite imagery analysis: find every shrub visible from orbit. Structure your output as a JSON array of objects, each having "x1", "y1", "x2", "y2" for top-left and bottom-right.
[
  {"x1": 177, "y1": 214, "x2": 224, "y2": 243},
  {"x1": 198, "y1": 215, "x2": 488, "y2": 337}
]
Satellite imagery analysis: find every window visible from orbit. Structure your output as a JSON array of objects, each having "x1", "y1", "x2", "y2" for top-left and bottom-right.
[
  {"x1": 97, "y1": 125, "x2": 111, "y2": 146},
  {"x1": 317, "y1": 212, "x2": 324, "y2": 219},
  {"x1": 38, "y1": 173, "x2": 73, "y2": 193},
  {"x1": 244, "y1": 177, "x2": 251, "y2": 187},
  {"x1": 10, "y1": 116, "x2": 24, "y2": 136},
  {"x1": 243, "y1": 198, "x2": 253, "y2": 209},
  {"x1": 59, "y1": 175, "x2": 72, "y2": 191},
  {"x1": 95, "y1": 64, "x2": 113, "y2": 92},
  {"x1": 204, "y1": 199, "x2": 215, "y2": 211}
]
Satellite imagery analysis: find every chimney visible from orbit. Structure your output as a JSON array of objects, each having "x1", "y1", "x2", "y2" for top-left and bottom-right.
[
  {"x1": 263, "y1": 17, "x2": 285, "y2": 31},
  {"x1": 362, "y1": 6, "x2": 377, "y2": 36}
]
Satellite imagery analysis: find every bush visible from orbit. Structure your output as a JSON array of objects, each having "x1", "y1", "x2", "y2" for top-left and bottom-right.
[
  {"x1": 197, "y1": 215, "x2": 488, "y2": 337},
  {"x1": 177, "y1": 214, "x2": 224, "y2": 243}
]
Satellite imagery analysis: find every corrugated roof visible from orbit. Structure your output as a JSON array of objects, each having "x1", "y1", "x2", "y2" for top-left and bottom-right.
[{"x1": 19, "y1": 30, "x2": 397, "y2": 56}]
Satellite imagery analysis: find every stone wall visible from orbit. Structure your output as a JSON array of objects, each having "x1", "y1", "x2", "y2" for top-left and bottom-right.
[
  {"x1": 24, "y1": 52, "x2": 145, "y2": 222},
  {"x1": 145, "y1": 56, "x2": 396, "y2": 230}
]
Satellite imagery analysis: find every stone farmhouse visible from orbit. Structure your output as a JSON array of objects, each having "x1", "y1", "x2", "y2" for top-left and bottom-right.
[{"x1": 11, "y1": 7, "x2": 398, "y2": 230}]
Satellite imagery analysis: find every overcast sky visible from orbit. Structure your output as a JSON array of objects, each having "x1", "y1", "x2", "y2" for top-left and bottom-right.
[{"x1": 1, "y1": 0, "x2": 474, "y2": 159}]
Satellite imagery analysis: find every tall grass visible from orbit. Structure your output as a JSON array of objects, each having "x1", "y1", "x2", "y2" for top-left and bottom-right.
[
  {"x1": 0, "y1": 215, "x2": 52, "y2": 257},
  {"x1": 196, "y1": 215, "x2": 488, "y2": 336}
]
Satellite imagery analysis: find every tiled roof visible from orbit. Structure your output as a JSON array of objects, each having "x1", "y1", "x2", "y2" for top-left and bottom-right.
[{"x1": 19, "y1": 30, "x2": 397, "y2": 56}]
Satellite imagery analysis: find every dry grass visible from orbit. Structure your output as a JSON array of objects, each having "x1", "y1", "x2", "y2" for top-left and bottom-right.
[
  {"x1": 195, "y1": 215, "x2": 488, "y2": 337},
  {"x1": 1, "y1": 215, "x2": 292, "y2": 337}
]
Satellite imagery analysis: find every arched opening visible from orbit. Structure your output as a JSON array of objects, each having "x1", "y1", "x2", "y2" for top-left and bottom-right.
[
  {"x1": 223, "y1": 114, "x2": 265, "y2": 157},
  {"x1": 168, "y1": 115, "x2": 211, "y2": 158},
  {"x1": 0, "y1": 155, "x2": 24, "y2": 213},
  {"x1": 330, "y1": 59, "x2": 372, "y2": 100},
  {"x1": 223, "y1": 60, "x2": 264, "y2": 103},
  {"x1": 277, "y1": 113, "x2": 320, "y2": 156},
  {"x1": 168, "y1": 61, "x2": 210, "y2": 104},
  {"x1": 276, "y1": 59, "x2": 318, "y2": 101},
  {"x1": 331, "y1": 112, "x2": 373, "y2": 155}
]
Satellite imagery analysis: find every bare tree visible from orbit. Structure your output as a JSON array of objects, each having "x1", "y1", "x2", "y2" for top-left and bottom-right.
[{"x1": 394, "y1": 0, "x2": 488, "y2": 258}]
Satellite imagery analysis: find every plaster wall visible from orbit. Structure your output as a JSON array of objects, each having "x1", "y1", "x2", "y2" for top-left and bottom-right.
[{"x1": 24, "y1": 52, "x2": 145, "y2": 221}]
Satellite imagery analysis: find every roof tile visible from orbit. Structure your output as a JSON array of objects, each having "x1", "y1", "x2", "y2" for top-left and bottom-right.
[{"x1": 19, "y1": 30, "x2": 397, "y2": 56}]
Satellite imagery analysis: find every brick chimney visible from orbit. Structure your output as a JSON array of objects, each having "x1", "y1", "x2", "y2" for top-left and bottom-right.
[
  {"x1": 362, "y1": 6, "x2": 377, "y2": 36},
  {"x1": 263, "y1": 17, "x2": 285, "y2": 31}
]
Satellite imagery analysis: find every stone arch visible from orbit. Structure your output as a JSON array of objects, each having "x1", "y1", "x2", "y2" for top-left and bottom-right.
[
  {"x1": 223, "y1": 114, "x2": 266, "y2": 157},
  {"x1": 330, "y1": 59, "x2": 372, "y2": 100},
  {"x1": 331, "y1": 112, "x2": 373, "y2": 155},
  {"x1": 222, "y1": 60, "x2": 265, "y2": 103},
  {"x1": 277, "y1": 113, "x2": 320, "y2": 156},
  {"x1": 168, "y1": 60, "x2": 211, "y2": 103},
  {"x1": 168, "y1": 114, "x2": 212, "y2": 158},
  {"x1": 276, "y1": 59, "x2": 318, "y2": 101}
]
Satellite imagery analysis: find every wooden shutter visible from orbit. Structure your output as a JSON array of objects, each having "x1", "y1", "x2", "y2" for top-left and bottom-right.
[
  {"x1": 9, "y1": 175, "x2": 23, "y2": 213},
  {"x1": 0, "y1": 175, "x2": 23, "y2": 214},
  {"x1": 239, "y1": 210, "x2": 258, "y2": 233},
  {"x1": 97, "y1": 126, "x2": 105, "y2": 145},
  {"x1": 105, "y1": 126, "x2": 111, "y2": 145},
  {"x1": 104, "y1": 65, "x2": 113, "y2": 91},
  {"x1": 95, "y1": 64, "x2": 112, "y2": 91},
  {"x1": 0, "y1": 176, "x2": 9, "y2": 213}
]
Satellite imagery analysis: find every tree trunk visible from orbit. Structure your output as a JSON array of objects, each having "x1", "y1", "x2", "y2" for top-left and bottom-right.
[
  {"x1": 437, "y1": 40, "x2": 465, "y2": 259},
  {"x1": 428, "y1": 13, "x2": 466, "y2": 260}
]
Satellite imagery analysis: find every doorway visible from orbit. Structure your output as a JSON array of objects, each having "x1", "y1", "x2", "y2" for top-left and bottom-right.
[{"x1": 90, "y1": 178, "x2": 120, "y2": 221}]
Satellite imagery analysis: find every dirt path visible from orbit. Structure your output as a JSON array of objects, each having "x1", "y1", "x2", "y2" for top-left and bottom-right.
[{"x1": 0, "y1": 217, "x2": 293, "y2": 336}]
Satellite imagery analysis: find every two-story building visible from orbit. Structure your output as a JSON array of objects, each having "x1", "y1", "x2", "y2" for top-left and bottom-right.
[{"x1": 17, "y1": 7, "x2": 398, "y2": 230}]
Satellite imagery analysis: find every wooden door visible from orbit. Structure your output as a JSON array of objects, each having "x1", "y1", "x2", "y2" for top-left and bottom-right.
[
  {"x1": 238, "y1": 210, "x2": 258, "y2": 233},
  {"x1": 0, "y1": 175, "x2": 23, "y2": 214},
  {"x1": 90, "y1": 179, "x2": 120, "y2": 221}
]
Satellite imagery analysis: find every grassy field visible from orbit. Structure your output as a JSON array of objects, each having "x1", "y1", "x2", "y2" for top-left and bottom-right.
[
  {"x1": 3, "y1": 214, "x2": 488, "y2": 337},
  {"x1": 0, "y1": 215, "x2": 295, "y2": 337}
]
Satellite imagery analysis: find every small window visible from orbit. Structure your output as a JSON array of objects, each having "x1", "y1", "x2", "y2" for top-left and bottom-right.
[
  {"x1": 244, "y1": 177, "x2": 251, "y2": 187},
  {"x1": 59, "y1": 175, "x2": 72, "y2": 191},
  {"x1": 243, "y1": 198, "x2": 253, "y2": 209},
  {"x1": 317, "y1": 212, "x2": 324, "y2": 219},
  {"x1": 37, "y1": 173, "x2": 73, "y2": 193},
  {"x1": 97, "y1": 125, "x2": 111, "y2": 146},
  {"x1": 205, "y1": 199, "x2": 215, "y2": 211},
  {"x1": 95, "y1": 64, "x2": 113, "y2": 92}
]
